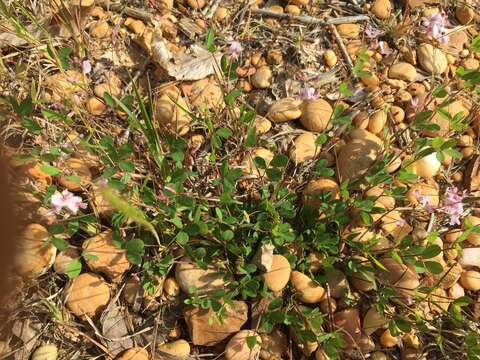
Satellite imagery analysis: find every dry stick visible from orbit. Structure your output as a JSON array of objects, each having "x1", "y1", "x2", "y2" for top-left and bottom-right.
[
  {"x1": 328, "y1": 23, "x2": 355, "y2": 76},
  {"x1": 96, "y1": 0, "x2": 153, "y2": 23},
  {"x1": 250, "y1": 9, "x2": 369, "y2": 25}
]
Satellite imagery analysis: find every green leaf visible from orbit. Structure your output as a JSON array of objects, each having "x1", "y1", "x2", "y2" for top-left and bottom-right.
[
  {"x1": 245, "y1": 127, "x2": 257, "y2": 147},
  {"x1": 270, "y1": 154, "x2": 289, "y2": 168},
  {"x1": 266, "y1": 167, "x2": 282, "y2": 182},
  {"x1": 176, "y1": 231, "x2": 189, "y2": 245},
  {"x1": 58, "y1": 46, "x2": 72, "y2": 70},
  {"x1": 425, "y1": 261, "x2": 443, "y2": 274},
  {"x1": 432, "y1": 86, "x2": 447, "y2": 98},
  {"x1": 66, "y1": 258, "x2": 82, "y2": 279},
  {"x1": 315, "y1": 133, "x2": 328, "y2": 146},
  {"x1": 268, "y1": 298, "x2": 283, "y2": 310},
  {"x1": 119, "y1": 160, "x2": 135, "y2": 172},
  {"x1": 21, "y1": 118, "x2": 42, "y2": 134},
  {"x1": 64, "y1": 175, "x2": 81, "y2": 184},
  {"x1": 205, "y1": 28, "x2": 216, "y2": 52},
  {"x1": 339, "y1": 82, "x2": 353, "y2": 97},
  {"x1": 393, "y1": 316, "x2": 412, "y2": 333},
  {"x1": 125, "y1": 239, "x2": 145, "y2": 265},
  {"x1": 216, "y1": 127, "x2": 233, "y2": 138},
  {"x1": 453, "y1": 296, "x2": 472, "y2": 307},
  {"x1": 246, "y1": 335, "x2": 258, "y2": 350},
  {"x1": 421, "y1": 245, "x2": 442, "y2": 259},
  {"x1": 51, "y1": 237, "x2": 68, "y2": 251},
  {"x1": 472, "y1": 36, "x2": 480, "y2": 53},
  {"x1": 40, "y1": 164, "x2": 61, "y2": 176},
  {"x1": 99, "y1": 186, "x2": 159, "y2": 242},
  {"x1": 253, "y1": 156, "x2": 267, "y2": 170},
  {"x1": 224, "y1": 89, "x2": 242, "y2": 106}
]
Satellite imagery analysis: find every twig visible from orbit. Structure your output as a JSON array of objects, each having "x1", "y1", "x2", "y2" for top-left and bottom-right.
[
  {"x1": 96, "y1": 0, "x2": 153, "y2": 23},
  {"x1": 329, "y1": 24, "x2": 355, "y2": 77},
  {"x1": 203, "y1": 0, "x2": 222, "y2": 18},
  {"x1": 250, "y1": 9, "x2": 369, "y2": 25}
]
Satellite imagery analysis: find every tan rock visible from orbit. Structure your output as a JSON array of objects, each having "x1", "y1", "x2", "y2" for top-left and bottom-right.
[
  {"x1": 58, "y1": 157, "x2": 92, "y2": 191},
  {"x1": 260, "y1": 329, "x2": 287, "y2": 360},
  {"x1": 462, "y1": 58, "x2": 479, "y2": 70},
  {"x1": 422, "y1": 100, "x2": 469, "y2": 137},
  {"x1": 54, "y1": 247, "x2": 81, "y2": 275},
  {"x1": 90, "y1": 20, "x2": 111, "y2": 38},
  {"x1": 389, "y1": 62, "x2": 417, "y2": 81},
  {"x1": 252, "y1": 66, "x2": 272, "y2": 89},
  {"x1": 460, "y1": 270, "x2": 480, "y2": 290},
  {"x1": 71, "y1": 0, "x2": 95, "y2": 6},
  {"x1": 163, "y1": 277, "x2": 180, "y2": 297},
  {"x1": 82, "y1": 230, "x2": 130, "y2": 281},
  {"x1": 267, "y1": 98, "x2": 302, "y2": 122},
  {"x1": 368, "y1": 111, "x2": 387, "y2": 135},
  {"x1": 381, "y1": 210, "x2": 412, "y2": 241},
  {"x1": 303, "y1": 178, "x2": 339, "y2": 208},
  {"x1": 123, "y1": 276, "x2": 141, "y2": 305},
  {"x1": 214, "y1": 7, "x2": 229, "y2": 21},
  {"x1": 155, "y1": 86, "x2": 191, "y2": 136},
  {"x1": 86, "y1": 97, "x2": 106, "y2": 115},
  {"x1": 253, "y1": 116, "x2": 272, "y2": 135},
  {"x1": 337, "y1": 24, "x2": 360, "y2": 39},
  {"x1": 456, "y1": 4, "x2": 475, "y2": 24},
  {"x1": 190, "y1": 77, "x2": 223, "y2": 110},
  {"x1": 337, "y1": 139, "x2": 380, "y2": 181},
  {"x1": 334, "y1": 309, "x2": 361, "y2": 349},
  {"x1": 324, "y1": 50, "x2": 337, "y2": 68},
  {"x1": 289, "y1": 132, "x2": 321, "y2": 163},
  {"x1": 363, "y1": 307, "x2": 388, "y2": 335},
  {"x1": 184, "y1": 301, "x2": 248, "y2": 345},
  {"x1": 380, "y1": 329, "x2": 398, "y2": 348},
  {"x1": 94, "y1": 79, "x2": 121, "y2": 98},
  {"x1": 175, "y1": 256, "x2": 226, "y2": 295},
  {"x1": 299, "y1": 99, "x2": 333, "y2": 132},
  {"x1": 372, "y1": 0, "x2": 392, "y2": 19},
  {"x1": 463, "y1": 215, "x2": 480, "y2": 245},
  {"x1": 325, "y1": 268, "x2": 348, "y2": 298},
  {"x1": 125, "y1": 18, "x2": 146, "y2": 35},
  {"x1": 285, "y1": 5, "x2": 301, "y2": 15},
  {"x1": 15, "y1": 224, "x2": 56, "y2": 278},
  {"x1": 32, "y1": 344, "x2": 58, "y2": 360},
  {"x1": 417, "y1": 43, "x2": 447, "y2": 75},
  {"x1": 116, "y1": 347, "x2": 149, "y2": 360},
  {"x1": 157, "y1": 340, "x2": 190, "y2": 357},
  {"x1": 225, "y1": 330, "x2": 261, "y2": 360},
  {"x1": 315, "y1": 348, "x2": 331, "y2": 360},
  {"x1": 241, "y1": 148, "x2": 274, "y2": 177},
  {"x1": 187, "y1": 0, "x2": 205, "y2": 8},
  {"x1": 378, "y1": 257, "x2": 419, "y2": 302},
  {"x1": 44, "y1": 70, "x2": 85, "y2": 103},
  {"x1": 406, "y1": 182, "x2": 440, "y2": 207},
  {"x1": 262, "y1": 255, "x2": 291, "y2": 292},
  {"x1": 408, "y1": 151, "x2": 441, "y2": 179},
  {"x1": 290, "y1": 271, "x2": 325, "y2": 303},
  {"x1": 65, "y1": 273, "x2": 110, "y2": 318}
]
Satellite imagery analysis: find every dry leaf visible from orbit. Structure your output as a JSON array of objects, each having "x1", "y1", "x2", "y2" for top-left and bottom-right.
[
  {"x1": 12, "y1": 318, "x2": 42, "y2": 360},
  {"x1": 252, "y1": 243, "x2": 275, "y2": 272},
  {"x1": 101, "y1": 304, "x2": 134, "y2": 356},
  {"x1": 151, "y1": 30, "x2": 222, "y2": 81}
]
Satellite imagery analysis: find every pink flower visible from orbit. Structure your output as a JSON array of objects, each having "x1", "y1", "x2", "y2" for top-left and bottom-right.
[
  {"x1": 415, "y1": 189, "x2": 434, "y2": 213},
  {"x1": 298, "y1": 87, "x2": 317, "y2": 100},
  {"x1": 51, "y1": 190, "x2": 87, "y2": 216},
  {"x1": 421, "y1": 12, "x2": 449, "y2": 44},
  {"x1": 229, "y1": 41, "x2": 242, "y2": 58},
  {"x1": 378, "y1": 41, "x2": 392, "y2": 55},
  {"x1": 441, "y1": 187, "x2": 466, "y2": 226},
  {"x1": 82, "y1": 59, "x2": 92, "y2": 74}
]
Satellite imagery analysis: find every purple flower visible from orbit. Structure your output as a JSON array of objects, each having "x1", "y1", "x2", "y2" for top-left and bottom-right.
[
  {"x1": 441, "y1": 187, "x2": 466, "y2": 226},
  {"x1": 421, "y1": 12, "x2": 449, "y2": 44},
  {"x1": 298, "y1": 87, "x2": 317, "y2": 100},
  {"x1": 51, "y1": 190, "x2": 87, "y2": 216},
  {"x1": 229, "y1": 41, "x2": 242, "y2": 58},
  {"x1": 82, "y1": 59, "x2": 92, "y2": 74},
  {"x1": 365, "y1": 24, "x2": 383, "y2": 39}
]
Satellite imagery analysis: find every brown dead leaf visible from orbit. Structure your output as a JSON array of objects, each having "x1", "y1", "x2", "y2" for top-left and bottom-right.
[
  {"x1": 12, "y1": 318, "x2": 43, "y2": 360},
  {"x1": 101, "y1": 304, "x2": 134, "y2": 356},
  {"x1": 151, "y1": 30, "x2": 222, "y2": 81}
]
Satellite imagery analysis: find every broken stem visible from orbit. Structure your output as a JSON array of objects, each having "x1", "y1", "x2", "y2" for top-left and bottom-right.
[{"x1": 251, "y1": 9, "x2": 369, "y2": 25}]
